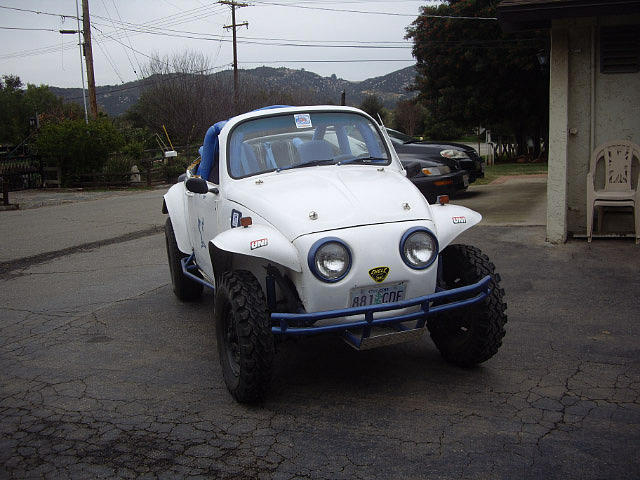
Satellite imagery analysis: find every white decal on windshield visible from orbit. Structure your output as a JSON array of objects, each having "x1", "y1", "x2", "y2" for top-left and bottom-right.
[{"x1": 294, "y1": 114, "x2": 312, "y2": 129}]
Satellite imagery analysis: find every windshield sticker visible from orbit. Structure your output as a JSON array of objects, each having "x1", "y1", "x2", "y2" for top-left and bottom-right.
[
  {"x1": 452, "y1": 216, "x2": 467, "y2": 224},
  {"x1": 250, "y1": 238, "x2": 268, "y2": 250},
  {"x1": 231, "y1": 209, "x2": 242, "y2": 228},
  {"x1": 368, "y1": 266, "x2": 390, "y2": 283},
  {"x1": 294, "y1": 114, "x2": 312, "y2": 129}
]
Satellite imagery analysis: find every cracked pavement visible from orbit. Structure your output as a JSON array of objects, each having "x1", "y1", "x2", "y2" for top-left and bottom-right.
[{"x1": 1, "y1": 224, "x2": 639, "y2": 479}]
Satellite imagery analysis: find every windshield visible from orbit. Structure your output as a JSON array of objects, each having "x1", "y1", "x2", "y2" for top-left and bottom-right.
[
  {"x1": 387, "y1": 128, "x2": 416, "y2": 146},
  {"x1": 227, "y1": 111, "x2": 390, "y2": 178}
]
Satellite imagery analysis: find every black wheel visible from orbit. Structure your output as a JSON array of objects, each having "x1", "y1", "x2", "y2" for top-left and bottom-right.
[
  {"x1": 214, "y1": 270, "x2": 275, "y2": 403},
  {"x1": 164, "y1": 217, "x2": 203, "y2": 301},
  {"x1": 427, "y1": 244, "x2": 507, "y2": 367}
]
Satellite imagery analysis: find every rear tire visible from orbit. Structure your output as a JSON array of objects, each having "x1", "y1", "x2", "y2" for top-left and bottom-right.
[
  {"x1": 165, "y1": 217, "x2": 203, "y2": 301},
  {"x1": 427, "y1": 244, "x2": 507, "y2": 367},
  {"x1": 214, "y1": 270, "x2": 275, "y2": 403}
]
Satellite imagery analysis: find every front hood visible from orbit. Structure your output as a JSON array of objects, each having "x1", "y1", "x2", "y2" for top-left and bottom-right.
[
  {"x1": 418, "y1": 141, "x2": 468, "y2": 151},
  {"x1": 398, "y1": 153, "x2": 443, "y2": 167},
  {"x1": 225, "y1": 166, "x2": 432, "y2": 241}
]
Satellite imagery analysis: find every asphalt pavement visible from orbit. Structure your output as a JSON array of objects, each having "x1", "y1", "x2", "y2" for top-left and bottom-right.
[
  {"x1": 1, "y1": 177, "x2": 639, "y2": 479},
  {"x1": 0, "y1": 188, "x2": 167, "y2": 268}
]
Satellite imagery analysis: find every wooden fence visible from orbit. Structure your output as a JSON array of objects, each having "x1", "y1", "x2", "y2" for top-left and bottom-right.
[{"x1": 0, "y1": 144, "x2": 200, "y2": 191}]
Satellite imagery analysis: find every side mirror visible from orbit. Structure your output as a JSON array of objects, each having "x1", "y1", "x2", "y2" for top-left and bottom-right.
[
  {"x1": 185, "y1": 177, "x2": 209, "y2": 194},
  {"x1": 185, "y1": 177, "x2": 219, "y2": 195}
]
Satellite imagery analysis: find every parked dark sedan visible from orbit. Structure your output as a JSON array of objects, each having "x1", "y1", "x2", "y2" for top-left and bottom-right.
[
  {"x1": 400, "y1": 154, "x2": 467, "y2": 204},
  {"x1": 387, "y1": 129, "x2": 485, "y2": 184}
]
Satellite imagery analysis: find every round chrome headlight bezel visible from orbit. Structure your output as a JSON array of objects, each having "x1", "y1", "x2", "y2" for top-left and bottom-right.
[
  {"x1": 399, "y1": 227, "x2": 439, "y2": 270},
  {"x1": 307, "y1": 237, "x2": 352, "y2": 283}
]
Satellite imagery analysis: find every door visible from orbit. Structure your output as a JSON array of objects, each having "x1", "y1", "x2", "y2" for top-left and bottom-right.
[{"x1": 186, "y1": 184, "x2": 219, "y2": 281}]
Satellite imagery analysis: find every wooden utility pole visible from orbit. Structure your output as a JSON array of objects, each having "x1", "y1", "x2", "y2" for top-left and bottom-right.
[
  {"x1": 82, "y1": 0, "x2": 98, "y2": 118},
  {"x1": 220, "y1": 1, "x2": 248, "y2": 110}
]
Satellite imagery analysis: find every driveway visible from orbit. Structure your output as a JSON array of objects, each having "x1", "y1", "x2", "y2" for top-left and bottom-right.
[
  {"x1": 1, "y1": 178, "x2": 638, "y2": 479},
  {"x1": 455, "y1": 175, "x2": 547, "y2": 226}
]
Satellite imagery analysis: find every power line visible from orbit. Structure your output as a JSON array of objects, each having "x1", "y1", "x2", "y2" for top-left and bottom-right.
[
  {"x1": 250, "y1": 0, "x2": 497, "y2": 20},
  {"x1": 0, "y1": 26, "x2": 59, "y2": 32},
  {"x1": 0, "y1": 4, "x2": 228, "y2": 60},
  {"x1": 239, "y1": 59, "x2": 415, "y2": 63},
  {"x1": 0, "y1": 5, "x2": 78, "y2": 20},
  {"x1": 110, "y1": 0, "x2": 143, "y2": 75},
  {"x1": 100, "y1": 0, "x2": 137, "y2": 77},
  {"x1": 88, "y1": 22, "x2": 413, "y2": 48},
  {"x1": 92, "y1": 35, "x2": 125, "y2": 83},
  {"x1": 91, "y1": 24, "x2": 155, "y2": 60}
]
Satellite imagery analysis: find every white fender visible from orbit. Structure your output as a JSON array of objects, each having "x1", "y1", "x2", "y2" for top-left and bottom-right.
[
  {"x1": 212, "y1": 223, "x2": 302, "y2": 272},
  {"x1": 430, "y1": 204, "x2": 482, "y2": 250},
  {"x1": 163, "y1": 182, "x2": 191, "y2": 254}
]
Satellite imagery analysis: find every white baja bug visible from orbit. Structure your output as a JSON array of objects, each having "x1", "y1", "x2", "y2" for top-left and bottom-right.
[{"x1": 163, "y1": 105, "x2": 507, "y2": 403}]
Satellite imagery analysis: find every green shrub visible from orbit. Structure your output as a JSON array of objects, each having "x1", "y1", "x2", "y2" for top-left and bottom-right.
[{"x1": 35, "y1": 118, "x2": 124, "y2": 184}]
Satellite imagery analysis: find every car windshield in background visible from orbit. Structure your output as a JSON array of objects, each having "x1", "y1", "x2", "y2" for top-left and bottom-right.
[
  {"x1": 228, "y1": 111, "x2": 390, "y2": 178},
  {"x1": 387, "y1": 128, "x2": 417, "y2": 146}
]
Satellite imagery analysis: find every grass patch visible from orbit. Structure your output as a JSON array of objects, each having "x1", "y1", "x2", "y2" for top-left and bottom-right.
[{"x1": 474, "y1": 162, "x2": 548, "y2": 185}]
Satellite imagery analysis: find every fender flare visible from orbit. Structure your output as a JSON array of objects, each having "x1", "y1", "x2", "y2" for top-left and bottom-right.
[
  {"x1": 430, "y1": 204, "x2": 482, "y2": 251},
  {"x1": 211, "y1": 223, "x2": 302, "y2": 273},
  {"x1": 163, "y1": 182, "x2": 191, "y2": 254}
]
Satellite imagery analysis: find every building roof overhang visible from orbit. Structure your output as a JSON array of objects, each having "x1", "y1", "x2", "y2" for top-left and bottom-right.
[{"x1": 498, "y1": 0, "x2": 640, "y2": 31}]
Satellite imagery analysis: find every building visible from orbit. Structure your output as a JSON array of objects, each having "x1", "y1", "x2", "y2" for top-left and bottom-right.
[{"x1": 498, "y1": 0, "x2": 640, "y2": 242}]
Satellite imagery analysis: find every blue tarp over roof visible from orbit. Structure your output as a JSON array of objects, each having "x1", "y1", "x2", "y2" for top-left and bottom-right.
[{"x1": 196, "y1": 105, "x2": 292, "y2": 181}]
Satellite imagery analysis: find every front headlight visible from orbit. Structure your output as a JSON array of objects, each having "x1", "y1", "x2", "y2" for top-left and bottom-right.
[
  {"x1": 399, "y1": 227, "x2": 438, "y2": 269},
  {"x1": 440, "y1": 149, "x2": 468, "y2": 159},
  {"x1": 308, "y1": 238, "x2": 352, "y2": 282},
  {"x1": 422, "y1": 166, "x2": 451, "y2": 176}
]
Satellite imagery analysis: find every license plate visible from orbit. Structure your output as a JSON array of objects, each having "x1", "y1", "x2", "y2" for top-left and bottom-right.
[
  {"x1": 463, "y1": 174, "x2": 470, "y2": 187},
  {"x1": 349, "y1": 282, "x2": 406, "y2": 308}
]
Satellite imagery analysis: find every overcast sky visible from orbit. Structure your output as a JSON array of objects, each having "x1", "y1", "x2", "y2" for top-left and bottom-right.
[{"x1": 0, "y1": 0, "x2": 436, "y2": 88}]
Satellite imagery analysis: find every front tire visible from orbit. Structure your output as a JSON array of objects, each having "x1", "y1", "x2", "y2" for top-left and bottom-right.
[
  {"x1": 165, "y1": 217, "x2": 203, "y2": 301},
  {"x1": 428, "y1": 244, "x2": 507, "y2": 367},
  {"x1": 214, "y1": 270, "x2": 275, "y2": 403}
]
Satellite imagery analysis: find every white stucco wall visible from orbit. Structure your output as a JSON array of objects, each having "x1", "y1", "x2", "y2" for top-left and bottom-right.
[{"x1": 547, "y1": 15, "x2": 640, "y2": 242}]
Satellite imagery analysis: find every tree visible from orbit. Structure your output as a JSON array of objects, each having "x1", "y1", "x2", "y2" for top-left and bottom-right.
[
  {"x1": 406, "y1": 0, "x2": 549, "y2": 155},
  {"x1": 0, "y1": 75, "x2": 83, "y2": 144},
  {"x1": 359, "y1": 94, "x2": 389, "y2": 124},
  {"x1": 0, "y1": 75, "x2": 27, "y2": 144},
  {"x1": 128, "y1": 51, "x2": 226, "y2": 147},
  {"x1": 128, "y1": 50, "x2": 323, "y2": 147},
  {"x1": 35, "y1": 118, "x2": 124, "y2": 183},
  {"x1": 393, "y1": 99, "x2": 424, "y2": 136}
]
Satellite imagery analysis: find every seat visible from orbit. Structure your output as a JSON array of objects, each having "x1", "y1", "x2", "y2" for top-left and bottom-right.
[
  {"x1": 229, "y1": 143, "x2": 261, "y2": 177},
  {"x1": 294, "y1": 139, "x2": 335, "y2": 163},
  {"x1": 586, "y1": 140, "x2": 640, "y2": 243}
]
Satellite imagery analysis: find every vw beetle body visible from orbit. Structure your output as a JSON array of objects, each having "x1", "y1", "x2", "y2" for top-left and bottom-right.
[{"x1": 163, "y1": 106, "x2": 506, "y2": 402}]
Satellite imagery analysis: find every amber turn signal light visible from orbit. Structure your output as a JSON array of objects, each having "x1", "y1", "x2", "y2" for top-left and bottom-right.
[
  {"x1": 240, "y1": 217, "x2": 252, "y2": 227},
  {"x1": 437, "y1": 195, "x2": 450, "y2": 205}
]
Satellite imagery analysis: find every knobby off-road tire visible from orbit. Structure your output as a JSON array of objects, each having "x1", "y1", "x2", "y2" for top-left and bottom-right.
[
  {"x1": 214, "y1": 270, "x2": 275, "y2": 403},
  {"x1": 427, "y1": 244, "x2": 507, "y2": 367},
  {"x1": 164, "y1": 217, "x2": 203, "y2": 302}
]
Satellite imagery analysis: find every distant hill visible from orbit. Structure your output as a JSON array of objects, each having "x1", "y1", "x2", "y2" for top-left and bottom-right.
[{"x1": 49, "y1": 65, "x2": 417, "y2": 117}]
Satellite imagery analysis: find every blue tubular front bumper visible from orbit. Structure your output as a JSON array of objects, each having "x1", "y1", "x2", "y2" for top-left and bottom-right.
[{"x1": 271, "y1": 275, "x2": 491, "y2": 348}]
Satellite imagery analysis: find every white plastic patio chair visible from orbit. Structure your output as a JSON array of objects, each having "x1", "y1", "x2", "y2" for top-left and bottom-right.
[{"x1": 586, "y1": 140, "x2": 640, "y2": 243}]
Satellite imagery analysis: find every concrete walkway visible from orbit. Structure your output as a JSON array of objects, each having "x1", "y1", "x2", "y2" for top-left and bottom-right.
[{"x1": 455, "y1": 175, "x2": 547, "y2": 226}]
